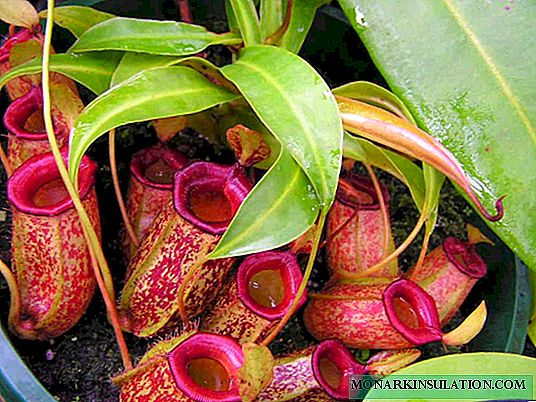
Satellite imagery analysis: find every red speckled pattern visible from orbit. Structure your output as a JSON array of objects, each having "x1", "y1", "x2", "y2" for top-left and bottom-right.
[
  {"x1": 123, "y1": 145, "x2": 188, "y2": 261},
  {"x1": 405, "y1": 238, "x2": 485, "y2": 325},
  {"x1": 256, "y1": 346, "x2": 323, "y2": 401},
  {"x1": 115, "y1": 356, "x2": 191, "y2": 402},
  {"x1": 303, "y1": 280, "x2": 413, "y2": 349},
  {"x1": 201, "y1": 280, "x2": 275, "y2": 344},
  {"x1": 123, "y1": 176, "x2": 173, "y2": 263},
  {"x1": 5, "y1": 88, "x2": 69, "y2": 169},
  {"x1": 119, "y1": 200, "x2": 234, "y2": 337},
  {"x1": 0, "y1": 29, "x2": 43, "y2": 100},
  {"x1": 326, "y1": 202, "x2": 397, "y2": 279},
  {"x1": 10, "y1": 190, "x2": 100, "y2": 340}
]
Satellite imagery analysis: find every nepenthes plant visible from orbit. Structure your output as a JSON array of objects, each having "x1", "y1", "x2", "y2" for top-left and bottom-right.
[{"x1": 0, "y1": 0, "x2": 535, "y2": 400}]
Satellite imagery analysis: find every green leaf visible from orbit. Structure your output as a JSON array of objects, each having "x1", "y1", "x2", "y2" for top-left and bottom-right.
[
  {"x1": 260, "y1": 0, "x2": 283, "y2": 39},
  {"x1": 341, "y1": 0, "x2": 536, "y2": 272},
  {"x1": 225, "y1": 0, "x2": 240, "y2": 33},
  {"x1": 364, "y1": 353, "x2": 536, "y2": 401},
  {"x1": 210, "y1": 150, "x2": 319, "y2": 259},
  {"x1": 343, "y1": 133, "x2": 425, "y2": 211},
  {"x1": 229, "y1": 0, "x2": 261, "y2": 46},
  {"x1": 279, "y1": 0, "x2": 331, "y2": 53},
  {"x1": 422, "y1": 164, "x2": 445, "y2": 234},
  {"x1": 69, "y1": 17, "x2": 242, "y2": 55},
  {"x1": 221, "y1": 45, "x2": 343, "y2": 206},
  {"x1": 528, "y1": 270, "x2": 536, "y2": 345},
  {"x1": 111, "y1": 53, "x2": 180, "y2": 86},
  {"x1": 38, "y1": 6, "x2": 115, "y2": 37},
  {"x1": 0, "y1": 52, "x2": 122, "y2": 95},
  {"x1": 68, "y1": 66, "x2": 240, "y2": 181}
]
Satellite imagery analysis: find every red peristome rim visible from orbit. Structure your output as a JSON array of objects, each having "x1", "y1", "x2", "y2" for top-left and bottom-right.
[
  {"x1": 336, "y1": 171, "x2": 390, "y2": 210},
  {"x1": 383, "y1": 279, "x2": 443, "y2": 346},
  {"x1": 3, "y1": 86, "x2": 51, "y2": 140},
  {"x1": 312, "y1": 339, "x2": 367, "y2": 400},
  {"x1": 0, "y1": 28, "x2": 39, "y2": 63},
  {"x1": 130, "y1": 144, "x2": 188, "y2": 190},
  {"x1": 443, "y1": 237, "x2": 487, "y2": 279},
  {"x1": 236, "y1": 251, "x2": 305, "y2": 321},
  {"x1": 7, "y1": 150, "x2": 97, "y2": 216},
  {"x1": 168, "y1": 333, "x2": 244, "y2": 402},
  {"x1": 173, "y1": 162, "x2": 252, "y2": 235}
]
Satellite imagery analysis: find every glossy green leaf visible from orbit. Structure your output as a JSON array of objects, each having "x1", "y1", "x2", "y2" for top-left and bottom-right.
[
  {"x1": 111, "y1": 53, "x2": 180, "y2": 86},
  {"x1": 279, "y1": 0, "x2": 331, "y2": 53},
  {"x1": 210, "y1": 150, "x2": 319, "y2": 259},
  {"x1": 0, "y1": 52, "x2": 122, "y2": 95},
  {"x1": 340, "y1": 0, "x2": 536, "y2": 272},
  {"x1": 364, "y1": 353, "x2": 536, "y2": 401},
  {"x1": 38, "y1": 6, "x2": 115, "y2": 37},
  {"x1": 224, "y1": 0, "x2": 240, "y2": 33},
  {"x1": 422, "y1": 165, "x2": 445, "y2": 234},
  {"x1": 529, "y1": 270, "x2": 536, "y2": 345},
  {"x1": 260, "y1": 0, "x2": 283, "y2": 39},
  {"x1": 222, "y1": 45, "x2": 343, "y2": 206},
  {"x1": 68, "y1": 66, "x2": 240, "y2": 181},
  {"x1": 343, "y1": 133, "x2": 425, "y2": 210},
  {"x1": 69, "y1": 17, "x2": 242, "y2": 55},
  {"x1": 229, "y1": 0, "x2": 261, "y2": 46}
]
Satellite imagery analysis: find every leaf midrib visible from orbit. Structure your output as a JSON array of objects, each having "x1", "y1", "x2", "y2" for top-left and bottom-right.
[
  {"x1": 74, "y1": 84, "x2": 235, "y2": 144},
  {"x1": 231, "y1": 59, "x2": 329, "y2": 201},
  {"x1": 442, "y1": 0, "x2": 536, "y2": 145}
]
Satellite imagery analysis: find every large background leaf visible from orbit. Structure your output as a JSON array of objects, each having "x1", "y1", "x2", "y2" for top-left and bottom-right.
[
  {"x1": 338, "y1": 1, "x2": 536, "y2": 275},
  {"x1": 210, "y1": 150, "x2": 319, "y2": 259},
  {"x1": 364, "y1": 353, "x2": 536, "y2": 401},
  {"x1": 222, "y1": 45, "x2": 343, "y2": 206},
  {"x1": 67, "y1": 66, "x2": 240, "y2": 180},
  {"x1": 69, "y1": 17, "x2": 241, "y2": 54}
]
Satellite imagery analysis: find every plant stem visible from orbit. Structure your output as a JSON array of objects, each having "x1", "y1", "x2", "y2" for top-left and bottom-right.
[
  {"x1": 364, "y1": 163, "x2": 390, "y2": 259},
  {"x1": 415, "y1": 229, "x2": 432, "y2": 271},
  {"x1": 0, "y1": 258, "x2": 21, "y2": 332},
  {"x1": 42, "y1": 0, "x2": 132, "y2": 370},
  {"x1": 0, "y1": 142, "x2": 13, "y2": 177},
  {"x1": 319, "y1": 206, "x2": 358, "y2": 249},
  {"x1": 264, "y1": 0, "x2": 293, "y2": 45},
  {"x1": 261, "y1": 210, "x2": 327, "y2": 346},
  {"x1": 109, "y1": 129, "x2": 139, "y2": 248},
  {"x1": 176, "y1": 0, "x2": 193, "y2": 23},
  {"x1": 176, "y1": 250, "x2": 210, "y2": 323},
  {"x1": 336, "y1": 209, "x2": 427, "y2": 280}
]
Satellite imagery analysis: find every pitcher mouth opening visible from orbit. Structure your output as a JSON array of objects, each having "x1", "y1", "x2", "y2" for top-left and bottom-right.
[
  {"x1": 0, "y1": 28, "x2": 40, "y2": 63},
  {"x1": 237, "y1": 251, "x2": 305, "y2": 321},
  {"x1": 168, "y1": 333, "x2": 243, "y2": 402},
  {"x1": 173, "y1": 162, "x2": 252, "y2": 235},
  {"x1": 443, "y1": 237, "x2": 487, "y2": 279},
  {"x1": 7, "y1": 150, "x2": 97, "y2": 216},
  {"x1": 3, "y1": 87, "x2": 52, "y2": 140},
  {"x1": 336, "y1": 171, "x2": 390, "y2": 210},
  {"x1": 312, "y1": 339, "x2": 366, "y2": 400},
  {"x1": 383, "y1": 279, "x2": 443, "y2": 346},
  {"x1": 130, "y1": 144, "x2": 188, "y2": 190}
]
